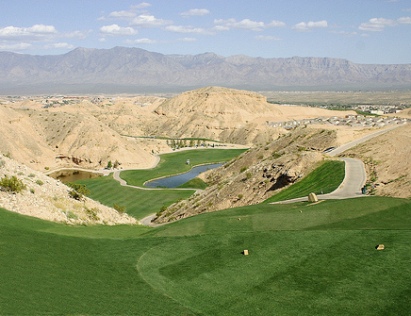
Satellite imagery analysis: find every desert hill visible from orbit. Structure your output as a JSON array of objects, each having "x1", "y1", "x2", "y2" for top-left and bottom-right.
[
  {"x1": 0, "y1": 87, "x2": 355, "y2": 171},
  {"x1": 0, "y1": 97, "x2": 162, "y2": 171},
  {"x1": 149, "y1": 86, "x2": 355, "y2": 145},
  {"x1": 0, "y1": 153, "x2": 136, "y2": 225}
]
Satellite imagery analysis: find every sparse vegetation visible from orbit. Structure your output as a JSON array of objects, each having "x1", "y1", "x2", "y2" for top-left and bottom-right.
[
  {"x1": 113, "y1": 203, "x2": 126, "y2": 213},
  {"x1": 67, "y1": 182, "x2": 90, "y2": 201},
  {"x1": 0, "y1": 175, "x2": 26, "y2": 193}
]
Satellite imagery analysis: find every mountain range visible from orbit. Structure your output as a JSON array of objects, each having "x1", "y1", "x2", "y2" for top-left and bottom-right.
[{"x1": 1, "y1": 46, "x2": 411, "y2": 94}]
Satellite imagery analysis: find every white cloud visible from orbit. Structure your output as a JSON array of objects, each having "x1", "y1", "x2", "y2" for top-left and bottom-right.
[
  {"x1": 165, "y1": 25, "x2": 211, "y2": 34},
  {"x1": 109, "y1": 10, "x2": 136, "y2": 18},
  {"x1": 100, "y1": 24, "x2": 137, "y2": 35},
  {"x1": 64, "y1": 30, "x2": 90, "y2": 39},
  {"x1": 255, "y1": 35, "x2": 281, "y2": 41},
  {"x1": 131, "y1": 14, "x2": 171, "y2": 27},
  {"x1": 214, "y1": 18, "x2": 285, "y2": 31},
  {"x1": 131, "y1": 2, "x2": 151, "y2": 10},
  {"x1": 0, "y1": 24, "x2": 57, "y2": 39},
  {"x1": 332, "y1": 30, "x2": 358, "y2": 36},
  {"x1": 126, "y1": 38, "x2": 156, "y2": 44},
  {"x1": 267, "y1": 20, "x2": 286, "y2": 27},
  {"x1": 178, "y1": 37, "x2": 197, "y2": 42},
  {"x1": 180, "y1": 9, "x2": 210, "y2": 17},
  {"x1": 359, "y1": 18, "x2": 396, "y2": 31},
  {"x1": 45, "y1": 42, "x2": 74, "y2": 49},
  {"x1": 293, "y1": 20, "x2": 328, "y2": 31},
  {"x1": 398, "y1": 16, "x2": 411, "y2": 24},
  {"x1": 0, "y1": 42, "x2": 32, "y2": 50},
  {"x1": 214, "y1": 18, "x2": 264, "y2": 31}
]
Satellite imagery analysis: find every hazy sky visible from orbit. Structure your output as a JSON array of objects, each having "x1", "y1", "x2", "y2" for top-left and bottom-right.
[{"x1": 1, "y1": 0, "x2": 411, "y2": 64}]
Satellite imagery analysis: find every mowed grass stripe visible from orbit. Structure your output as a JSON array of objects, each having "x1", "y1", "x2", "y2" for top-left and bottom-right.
[
  {"x1": 264, "y1": 160, "x2": 345, "y2": 203},
  {"x1": 137, "y1": 229, "x2": 411, "y2": 315},
  {"x1": 0, "y1": 208, "x2": 197, "y2": 315},
  {"x1": 75, "y1": 174, "x2": 193, "y2": 219},
  {"x1": 1, "y1": 195, "x2": 410, "y2": 315}
]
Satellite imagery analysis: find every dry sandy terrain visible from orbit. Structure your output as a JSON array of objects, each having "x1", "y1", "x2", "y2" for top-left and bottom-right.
[
  {"x1": 0, "y1": 154, "x2": 137, "y2": 225},
  {"x1": 0, "y1": 87, "x2": 409, "y2": 224},
  {"x1": 342, "y1": 124, "x2": 411, "y2": 198}
]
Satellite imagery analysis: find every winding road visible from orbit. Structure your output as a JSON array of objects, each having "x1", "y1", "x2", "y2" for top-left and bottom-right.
[
  {"x1": 271, "y1": 125, "x2": 402, "y2": 204},
  {"x1": 114, "y1": 125, "x2": 403, "y2": 222}
]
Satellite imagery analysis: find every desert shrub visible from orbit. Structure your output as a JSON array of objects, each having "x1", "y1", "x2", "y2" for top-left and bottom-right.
[
  {"x1": 113, "y1": 203, "x2": 126, "y2": 213},
  {"x1": 0, "y1": 175, "x2": 26, "y2": 193},
  {"x1": 67, "y1": 183, "x2": 90, "y2": 196},
  {"x1": 36, "y1": 179, "x2": 44, "y2": 186},
  {"x1": 66, "y1": 211, "x2": 78, "y2": 220},
  {"x1": 28, "y1": 173, "x2": 35, "y2": 178},
  {"x1": 272, "y1": 152, "x2": 283, "y2": 159},
  {"x1": 85, "y1": 207, "x2": 100, "y2": 221},
  {"x1": 68, "y1": 190, "x2": 83, "y2": 201},
  {"x1": 0, "y1": 159, "x2": 5, "y2": 168},
  {"x1": 156, "y1": 205, "x2": 167, "y2": 217},
  {"x1": 240, "y1": 166, "x2": 248, "y2": 173}
]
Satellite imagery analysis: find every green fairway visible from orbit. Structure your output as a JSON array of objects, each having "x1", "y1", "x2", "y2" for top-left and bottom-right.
[
  {"x1": 264, "y1": 160, "x2": 345, "y2": 203},
  {"x1": 120, "y1": 148, "x2": 247, "y2": 187},
  {"x1": 1, "y1": 196, "x2": 410, "y2": 315},
  {"x1": 75, "y1": 174, "x2": 193, "y2": 219},
  {"x1": 75, "y1": 149, "x2": 246, "y2": 219}
]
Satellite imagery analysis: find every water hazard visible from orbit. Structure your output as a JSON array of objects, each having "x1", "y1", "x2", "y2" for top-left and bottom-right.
[
  {"x1": 144, "y1": 163, "x2": 223, "y2": 188},
  {"x1": 49, "y1": 169, "x2": 102, "y2": 183}
]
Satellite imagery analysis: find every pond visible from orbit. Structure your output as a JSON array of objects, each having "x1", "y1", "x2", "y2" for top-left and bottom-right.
[
  {"x1": 144, "y1": 163, "x2": 223, "y2": 188},
  {"x1": 48, "y1": 169, "x2": 103, "y2": 183}
]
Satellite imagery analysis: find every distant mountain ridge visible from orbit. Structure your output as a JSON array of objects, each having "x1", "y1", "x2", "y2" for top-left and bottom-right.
[{"x1": 1, "y1": 46, "x2": 410, "y2": 93}]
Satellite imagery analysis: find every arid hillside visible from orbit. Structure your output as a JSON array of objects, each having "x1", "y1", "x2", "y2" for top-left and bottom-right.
[
  {"x1": 155, "y1": 127, "x2": 339, "y2": 223},
  {"x1": 0, "y1": 153, "x2": 136, "y2": 225},
  {"x1": 0, "y1": 87, "x2": 409, "y2": 225},
  {"x1": 0, "y1": 87, "x2": 354, "y2": 171},
  {"x1": 155, "y1": 123, "x2": 410, "y2": 223},
  {"x1": 148, "y1": 86, "x2": 355, "y2": 145},
  {"x1": 342, "y1": 124, "x2": 411, "y2": 198},
  {"x1": 0, "y1": 96, "x2": 163, "y2": 171}
]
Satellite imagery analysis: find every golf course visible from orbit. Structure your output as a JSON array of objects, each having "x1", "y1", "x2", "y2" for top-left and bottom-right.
[{"x1": 1, "y1": 148, "x2": 410, "y2": 315}]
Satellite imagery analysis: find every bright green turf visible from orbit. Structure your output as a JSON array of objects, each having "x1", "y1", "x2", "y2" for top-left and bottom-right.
[
  {"x1": 75, "y1": 149, "x2": 245, "y2": 219},
  {"x1": 178, "y1": 177, "x2": 208, "y2": 189},
  {"x1": 75, "y1": 174, "x2": 193, "y2": 219},
  {"x1": 1, "y1": 196, "x2": 410, "y2": 315},
  {"x1": 120, "y1": 149, "x2": 247, "y2": 186},
  {"x1": 264, "y1": 160, "x2": 345, "y2": 203}
]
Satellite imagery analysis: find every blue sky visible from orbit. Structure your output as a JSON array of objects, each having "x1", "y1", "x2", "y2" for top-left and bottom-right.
[{"x1": 1, "y1": 0, "x2": 411, "y2": 64}]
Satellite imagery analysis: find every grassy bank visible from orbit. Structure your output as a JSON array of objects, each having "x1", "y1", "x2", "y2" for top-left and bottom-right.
[
  {"x1": 1, "y1": 196, "x2": 410, "y2": 315},
  {"x1": 264, "y1": 160, "x2": 345, "y2": 203}
]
